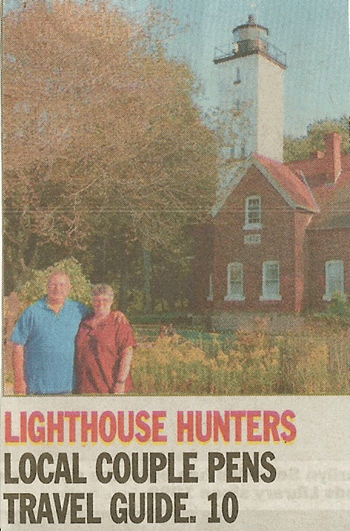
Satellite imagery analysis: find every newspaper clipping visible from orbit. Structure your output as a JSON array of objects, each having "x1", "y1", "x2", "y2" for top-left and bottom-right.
[{"x1": 2, "y1": 0, "x2": 350, "y2": 529}]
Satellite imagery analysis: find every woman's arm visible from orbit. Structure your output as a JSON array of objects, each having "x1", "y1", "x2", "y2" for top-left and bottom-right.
[{"x1": 114, "y1": 346, "x2": 133, "y2": 395}]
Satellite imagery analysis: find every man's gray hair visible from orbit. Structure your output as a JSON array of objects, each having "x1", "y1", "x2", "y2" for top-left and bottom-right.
[{"x1": 47, "y1": 270, "x2": 71, "y2": 285}]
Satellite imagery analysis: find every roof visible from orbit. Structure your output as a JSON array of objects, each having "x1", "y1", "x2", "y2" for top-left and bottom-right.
[
  {"x1": 287, "y1": 154, "x2": 349, "y2": 184},
  {"x1": 212, "y1": 153, "x2": 319, "y2": 217},
  {"x1": 254, "y1": 154, "x2": 319, "y2": 212},
  {"x1": 308, "y1": 169, "x2": 350, "y2": 230},
  {"x1": 287, "y1": 141, "x2": 350, "y2": 230}
]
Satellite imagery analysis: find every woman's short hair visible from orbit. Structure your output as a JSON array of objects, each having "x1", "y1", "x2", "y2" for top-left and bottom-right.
[{"x1": 92, "y1": 284, "x2": 114, "y2": 299}]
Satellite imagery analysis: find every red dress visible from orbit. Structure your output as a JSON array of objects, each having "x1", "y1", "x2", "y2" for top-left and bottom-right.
[{"x1": 75, "y1": 312, "x2": 136, "y2": 394}]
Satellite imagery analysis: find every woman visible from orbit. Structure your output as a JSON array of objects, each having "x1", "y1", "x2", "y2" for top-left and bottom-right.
[{"x1": 75, "y1": 284, "x2": 136, "y2": 394}]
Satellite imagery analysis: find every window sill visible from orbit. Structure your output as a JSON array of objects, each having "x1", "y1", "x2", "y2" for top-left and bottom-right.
[
  {"x1": 243, "y1": 223, "x2": 262, "y2": 231},
  {"x1": 224, "y1": 295, "x2": 245, "y2": 301},
  {"x1": 259, "y1": 295, "x2": 282, "y2": 302}
]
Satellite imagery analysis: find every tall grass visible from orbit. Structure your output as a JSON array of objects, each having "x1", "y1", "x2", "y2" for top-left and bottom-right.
[{"x1": 132, "y1": 323, "x2": 350, "y2": 395}]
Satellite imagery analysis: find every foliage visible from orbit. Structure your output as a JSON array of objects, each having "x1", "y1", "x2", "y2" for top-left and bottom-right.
[
  {"x1": 3, "y1": 0, "x2": 217, "y2": 292},
  {"x1": 284, "y1": 117, "x2": 349, "y2": 162},
  {"x1": 132, "y1": 322, "x2": 350, "y2": 395},
  {"x1": 17, "y1": 257, "x2": 93, "y2": 310},
  {"x1": 133, "y1": 336, "x2": 212, "y2": 394},
  {"x1": 326, "y1": 293, "x2": 350, "y2": 318},
  {"x1": 5, "y1": 317, "x2": 349, "y2": 394},
  {"x1": 310, "y1": 294, "x2": 350, "y2": 330},
  {"x1": 292, "y1": 344, "x2": 330, "y2": 394}
]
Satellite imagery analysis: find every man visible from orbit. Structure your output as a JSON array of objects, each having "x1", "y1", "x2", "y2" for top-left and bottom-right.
[{"x1": 11, "y1": 271, "x2": 90, "y2": 395}]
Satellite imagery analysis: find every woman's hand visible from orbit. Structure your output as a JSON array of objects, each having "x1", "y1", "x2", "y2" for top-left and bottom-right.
[
  {"x1": 114, "y1": 347, "x2": 133, "y2": 394},
  {"x1": 114, "y1": 381, "x2": 125, "y2": 395}
]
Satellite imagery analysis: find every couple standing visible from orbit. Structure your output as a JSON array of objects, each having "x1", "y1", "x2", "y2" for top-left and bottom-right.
[{"x1": 11, "y1": 272, "x2": 136, "y2": 395}]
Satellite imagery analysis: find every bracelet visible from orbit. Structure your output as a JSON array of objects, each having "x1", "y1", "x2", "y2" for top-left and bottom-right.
[{"x1": 116, "y1": 380, "x2": 126, "y2": 384}]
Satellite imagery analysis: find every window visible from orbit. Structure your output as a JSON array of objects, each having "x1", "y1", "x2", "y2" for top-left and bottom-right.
[
  {"x1": 244, "y1": 196, "x2": 262, "y2": 229},
  {"x1": 207, "y1": 273, "x2": 214, "y2": 301},
  {"x1": 260, "y1": 261, "x2": 281, "y2": 301},
  {"x1": 323, "y1": 260, "x2": 344, "y2": 301},
  {"x1": 225, "y1": 262, "x2": 245, "y2": 301}
]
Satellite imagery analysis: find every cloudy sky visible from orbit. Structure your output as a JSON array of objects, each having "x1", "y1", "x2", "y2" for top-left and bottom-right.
[{"x1": 120, "y1": 0, "x2": 349, "y2": 137}]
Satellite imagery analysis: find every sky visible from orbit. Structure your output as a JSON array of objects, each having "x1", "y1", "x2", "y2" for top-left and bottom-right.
[
  {"x1": 119, "y1": 0, "x2": 349, "y2": 137},
  {"x1": 5, "y1": 0, "x2": 349, "y2": 137}
]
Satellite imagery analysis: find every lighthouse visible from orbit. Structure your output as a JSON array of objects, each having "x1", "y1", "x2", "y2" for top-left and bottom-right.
[{"x1": 214, "y1": 15, "x2": 286, "y2": 163}]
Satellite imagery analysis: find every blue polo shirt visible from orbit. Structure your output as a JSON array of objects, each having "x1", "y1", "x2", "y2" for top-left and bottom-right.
[{"x1": 11, "y1": 298, "x2": 90, "y2": 394}]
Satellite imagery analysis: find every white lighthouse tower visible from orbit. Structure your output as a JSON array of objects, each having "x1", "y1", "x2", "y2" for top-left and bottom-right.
[{"x1": 214, "y1": 15, "x2": 286, "y2": 163}]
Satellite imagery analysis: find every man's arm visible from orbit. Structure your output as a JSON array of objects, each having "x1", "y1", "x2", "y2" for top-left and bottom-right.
[
  {"x1": 114, "y1": 347, "x2": 133, "y2": 395},
  {"x1": 114, "y1": 310, "x2": 129, "y2": 325},
  {"x1": 13, "y1": 344, "x2": 27, "y2": 395}
]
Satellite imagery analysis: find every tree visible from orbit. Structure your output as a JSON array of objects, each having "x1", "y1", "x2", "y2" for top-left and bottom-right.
[
  {"x1": 3, "y1": 0, "x2": 218, "y2": 292},
  {"x1": 284, "y1": 117, "x2": 349, "y2": 162}
]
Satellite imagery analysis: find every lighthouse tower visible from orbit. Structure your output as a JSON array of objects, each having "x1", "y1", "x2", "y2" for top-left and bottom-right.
[{"x1": 214, "y1": 15, "x2": 286, "y2": 163}]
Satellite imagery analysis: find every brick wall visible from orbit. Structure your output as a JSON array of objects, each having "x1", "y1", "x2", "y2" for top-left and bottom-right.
[
  {"x1": 212, "y1": 166, "x2": 309, "y2": 313},
  {"x1": 307, "y1": 228, "x2": 350, "y2": 311}
]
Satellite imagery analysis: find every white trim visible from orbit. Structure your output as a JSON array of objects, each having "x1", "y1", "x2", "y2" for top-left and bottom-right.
[
  {"x1": 245, "y1": 196, "x2": 262, "y2": 228},
  {"x1": 207, "y1": 273, "x2": 214, "y2": 301},
  {"x1": 225, "y1": 262, "x2": 245, "y2": 301},
  {"x1": 323, "y1": 260, "x2": 344, "y2": 301},
  {"x1": 244, "y1": 233, "x2": 262, "y2": 245},
  {"x1": 211, "y1": 157, "x2": 253, "y2": 217},
  {"x1": 253, "y1": 159, "x2": 297, "y2": 210},
  {"x1": 211, "y1": 155, "x2": 319, "y2": 218},
  {"x1": 260, "y1": 260, "x2": 281, "y2": 301},
  {"x1": 243, "y1": 223, "x2": 262, "y2": 230},
  {"x1": 259, "y1": 295, "x2": 282, "y2": 301}
]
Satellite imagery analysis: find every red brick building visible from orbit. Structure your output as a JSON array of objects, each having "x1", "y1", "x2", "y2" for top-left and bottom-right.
[
  {"x1": 193, "y1": 133, "x2": 350, "y2": 322},
  {"x1": 192, "y1": 17, "x2": 349, "y2": 326}
]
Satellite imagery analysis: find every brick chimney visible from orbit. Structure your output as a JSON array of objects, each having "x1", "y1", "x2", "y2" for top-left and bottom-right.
[{"x1": 325, "y1": 132, "x2": 342, "y2": 182}]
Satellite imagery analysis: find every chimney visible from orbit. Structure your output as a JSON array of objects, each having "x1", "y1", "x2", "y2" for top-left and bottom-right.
[{"x1": 325, "y1": 132, "x2": 342, "y2": 182}]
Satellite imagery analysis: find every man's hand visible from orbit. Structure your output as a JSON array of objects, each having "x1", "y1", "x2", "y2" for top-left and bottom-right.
[{"x1": 114, "y1": 311, "x2": 129, "y2": 325}]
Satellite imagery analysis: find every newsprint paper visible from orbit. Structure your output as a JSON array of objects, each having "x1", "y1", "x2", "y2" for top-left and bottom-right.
[{"x1": 2, "y1": 0, "x2": 350, "y2": 530}]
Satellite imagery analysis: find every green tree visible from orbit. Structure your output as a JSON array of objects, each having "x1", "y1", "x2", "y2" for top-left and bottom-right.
[
  {"x1": 18, "y1": 257, "x2": 93, "y2": 309},
  {"x1": 284, "y1": 117, "x2": 349, "y2": 162},
  {"x1": 3, "y1": 0, "x2": 217, "y2": 293}
]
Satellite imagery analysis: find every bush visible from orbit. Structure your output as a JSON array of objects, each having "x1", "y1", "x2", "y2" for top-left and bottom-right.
[
  {"x1": 133, "y1": 336, "x2": 213, "y2": 395},
  {"x1": 327, "y1": 292, "x2": 350, "y2": 317},
  {"x1": 311, "y1": 293, "x2": 350, "y2": 330},
  {"x1": 18, "y1": 257, "x2": 93, "y2": 310},
  {"x1": 132, "y1": 330, "x2": 281, "y2": 395},
  {"x1": 131, "y1": 323, "x2": 350, "y2": 395}
]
